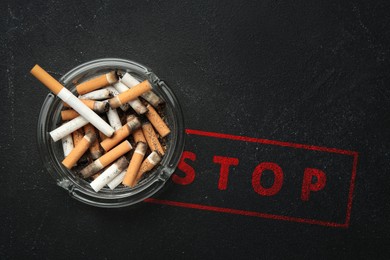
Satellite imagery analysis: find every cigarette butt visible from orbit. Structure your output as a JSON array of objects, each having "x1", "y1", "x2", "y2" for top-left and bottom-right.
[
  {"x1": 61, "y1": 109, "x2": 79, "y2": 121},
  {"x1": 142, "y1": 122, "x2": 165, "y2": 155},
  {"x1": 126, "y1": 114, "x2": 141, "y2": 130},
  {"x1": 30, "y1": 65, "x2": 114, "y2": 137},
  {"x1": 50, "y1": 116, "x2": 89, "y2": 142},
  {"x1": 104, "y1": 86, "x2": 130, "y2": 111},
  {"x1": 122, "y1": 142, "x2": 147, "y2": 187},
  {"x1": 76, "y1": 71, "x2": 118, "y2": 95},
  {"x1": 90, "y1": 156, "x2": 129, "y2": 192},
  {"x1": 80, "y1": 140, "x2": 132, "y2": 178},
  {"x1": 132, "y1": 128, "x2": 147, "y2": 144},
  {"x1": 79, "y1": 88, "x2": 111, "y2": 100},
  {"x1": 100, "y1": 116, "x2": 141, "y2": 152},
  {"x1": 63, "y1": 100, "x2": 109, "y2": 113},
  {"x1": 106, "y1": 107, "x2": 122, "y2": 131},
  {"x1": 84, "y1": 124, "x2": 103, "y2": 160},
  {"x1": 135, "y1": 151, "x2": 161, "y2": 184},
  {"x1": 113, "y1": 81, "x2": 148, "y2": 114},
  {"x1": 145, "y1": 104, "x2": 171, "y2": 137},
  {"x1": 107, "y1": 170, "x2": 126, "y2": 190},
  {"x1": 140, "y1": 91, "x2": 164, "y2": 108},
  {"x1": 108, "y1": 80, "x2": 152, "y2": 109},
  {"x1": 62, "y1": 132, "x2": 95, "y2": 169},
  {"x1": 61, "y1": 133, "x2": 74, "y2": 157},
  {"x1": 64, "y1": 100, "x2": 109, "y2": 114},
  {"x1": 120, "y1": 73, "x2": 163, "y2": 108}
]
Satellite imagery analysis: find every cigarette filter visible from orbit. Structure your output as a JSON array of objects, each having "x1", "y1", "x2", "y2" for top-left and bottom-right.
[
  {"x1": 122, "y1": 142, "x2": 147, "y2": 187},
  {"x1": 142, "y1": 122, "x2": 165, "y2": 155},
  {"x1": 108, "y1": 80, "x2": 152, "y2": 109},
  {"x1": 145, "y1": 104, "x2": 171, "y2": 137},
  {"x1": 132, "y1": 128, "x2": 147, "y2": 144},
  {"x1": 113, "y1": 81, "x2": 148, "y2": 114},
  {"x1": 90, "y1": 156, "x2": 129, "y2": 192},
  {"x1": 120, "y1": 73, "x2": 163, "y2": 108},
  {"x1": 135, "y1": 151, "x2": 162, "y2": 183},
  {"x1": 100, "y1": 116, "x2": 141, "y2": 152},
  {"x1": 30, "y1": 65, "x2": 114, "y2": 137},
  {"x1": 76, "y1": 71, "x2": 117, "y2": 95},
  {"x1": 62, "y1": 132, "x2": 95, "y2": 169},
  {"x1": 61, "y1": 109, "x2": 79, "y2": 121},
  {"x1": 80, "y1": 140, "x2": 132, "y2": 178},
  {"x1": 104, "y1": 86, "x2": 130, "y2": 111},
  {"x1": 79, "y1": 88, "x2": 111, "y2": 100}
]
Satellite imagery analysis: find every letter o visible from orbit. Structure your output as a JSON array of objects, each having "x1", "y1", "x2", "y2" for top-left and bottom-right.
[{"x1": 252, "y1": 162, "x2": 284, "y2": 196}]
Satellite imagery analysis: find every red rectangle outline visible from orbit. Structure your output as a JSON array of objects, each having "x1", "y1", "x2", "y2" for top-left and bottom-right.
[{"x1": 145, "y1": 129, "x2": 359, "y2": 228}]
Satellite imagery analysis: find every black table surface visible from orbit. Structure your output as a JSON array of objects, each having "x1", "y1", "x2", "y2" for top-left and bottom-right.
[{"x1": 1, "y1": 0, "x2": 390, "y2": 259}]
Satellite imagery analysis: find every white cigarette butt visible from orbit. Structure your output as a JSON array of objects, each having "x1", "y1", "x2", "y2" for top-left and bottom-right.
[
  {"x1": 50, "y1": 116, "x2": 89, "y2": 142},
  {"x1": 61, "y1": 134, "x2": 74, "y2": 156},
  {"x1": 106, "y1": 107, "x2": 122, "y2": 131},
  {"x1": 79, "y1": 88, "x2": 111, "y2": 100},
  {"x1": 90, "y1": 157, "x2": 129, "y2": 192},
  {"x1": 107, "y1": 170, "x2": 126, "y2": 190}
]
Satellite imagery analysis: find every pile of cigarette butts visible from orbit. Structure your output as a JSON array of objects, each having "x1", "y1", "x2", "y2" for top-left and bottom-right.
[{"x1": 31, "y1": 64, "x2": 170, "y2": 192}]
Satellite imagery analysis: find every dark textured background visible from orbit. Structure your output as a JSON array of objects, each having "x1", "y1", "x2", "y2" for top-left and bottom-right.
[{"x1": 1, "y1": 0, "x2": 390, "y2": 258}]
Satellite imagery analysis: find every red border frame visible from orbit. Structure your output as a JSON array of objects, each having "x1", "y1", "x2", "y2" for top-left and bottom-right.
[{"x1": 145, "y1": 129, "x2": 359, "y2": 228}]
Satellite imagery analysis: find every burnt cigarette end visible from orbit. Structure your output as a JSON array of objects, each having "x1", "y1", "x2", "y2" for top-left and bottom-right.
[
  {"x1": 80, "y1": 162, "x2": 103, "y2": 179},
  {"x1": 127, "y1": 117, "x2": 141, "y2": 131},
  {"x1": 142, "y1": 91, "x2": 164, "y2": 108},
  {"x1": 150, "y1": 150, "x2": 162, "y2": 163},
  {"x1": 94, "y1": 101, "x2": 110, "y2": 113},
  {"x1": 85, "y1": 131, "x2": 97, "y2": 143},
  {"x1": 106, "y1": 71, "x2": 118, "y2": 84},
  {"x1": 138, "y1": 141, "x2": 147, "y2": 151},
  {"x1": 116, "y1": 156, "x2": 129, "y2": 171}
]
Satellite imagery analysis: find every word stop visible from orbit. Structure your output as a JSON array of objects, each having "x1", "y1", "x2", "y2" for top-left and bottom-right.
[{"x1": 173, "y1": 151, "x2": 327, "y2": 201}]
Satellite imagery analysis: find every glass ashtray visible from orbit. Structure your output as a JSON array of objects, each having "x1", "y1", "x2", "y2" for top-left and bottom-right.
[{"x1": 37, "y1": 58, "x2": 185, "y2": 207}]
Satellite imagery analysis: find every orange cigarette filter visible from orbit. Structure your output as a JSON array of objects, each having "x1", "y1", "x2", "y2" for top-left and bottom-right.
[
  {"x1": 100, "y1": 116, "x2": 141, "y2": 152},
  {"x1": 62, "y1": 132, "x2": 95, "y2": 169},
  {"x1": 84, "y1": 124, "x2": 103, "y2": 160},
  {"x1": 122, "y1": 142, "x2": 147, "y2": 187},
  {"x1": 135, "y1": 151, "x2": 161, "y2": 183},
  {"x1": 142, "y1": 122, "x2": 165, "y2": 155},
  {"x1": 99, "y1": 141, "x2": 132, "y2": 167},
  {"x1": 76, "y1": 71, "x2": 118, "y2": 95},
  {"x1": 30, "y1": 65, "x2": 63, "y2": 95},
  {"x1": 132, "y1": 128, "x2": 147, "y2": 144},
  {"x1": 108, "y1": 80, "x2": 152, "y2": 109},
  {"x1": 80, "y1": 140, "x2": 132, "y2": 178},
  {"x1": 145, "y1": 104, "x2": 171, "y2": 138},
  {"x1": 61, "y1": 109, "x2": 80, "y2": 121}
]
